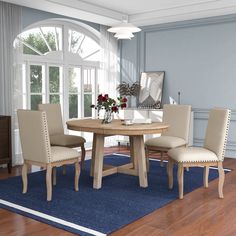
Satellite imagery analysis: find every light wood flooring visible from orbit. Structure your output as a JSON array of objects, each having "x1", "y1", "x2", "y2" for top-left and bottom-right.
[{"x1": 0, "y1": 146, "x2": 236, "y2": 236}]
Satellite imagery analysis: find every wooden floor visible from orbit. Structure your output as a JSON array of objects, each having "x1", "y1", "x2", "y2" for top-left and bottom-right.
[{"x1": 1, "y1": 146, "x2": 236, "y2": 236}]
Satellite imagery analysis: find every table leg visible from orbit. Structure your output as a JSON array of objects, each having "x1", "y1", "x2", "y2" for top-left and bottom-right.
[
  {"x1": 129, "y1": 136, "x2": 137, "y2": 170},
  {"x1": 90, "y1": 133, "x2": 97, "y2": 177},
  {"x1": 132, "y1": 135, "x2": 148, "y2": 188},
  {"x1": 93, "y1": 134, "x2": 105, "y2": 189}
]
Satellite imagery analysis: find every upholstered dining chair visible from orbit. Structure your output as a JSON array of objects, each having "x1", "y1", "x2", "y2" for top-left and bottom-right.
[
  {"x1": 145, "y1": 104, "x2": 191, "y2": 169},
  {"x1": 38, "y1": 104, "x2": 86, "y2": 168},
  {"x1": 167, "y1": 108, "x2": 231, "y2": 199},
  {"x1": 17, "y1": 110, "x2": 81, "y2": 201}
]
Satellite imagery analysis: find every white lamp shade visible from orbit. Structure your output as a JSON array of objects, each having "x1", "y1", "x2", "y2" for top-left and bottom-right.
[
  {"x1": 108, "y1": 22, "x2": 141, "y2": 33},
  {"x1": 108, "y1": 20, "x2": 141, "y2": 39},
  {"x1": 114, "y1": 29, "x2": 134, "y2": 39}
]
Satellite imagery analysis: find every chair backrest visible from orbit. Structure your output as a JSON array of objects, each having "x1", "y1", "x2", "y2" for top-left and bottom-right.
[
  {"x1": 17, "y1": 110, "x2": 52, "y2": 163},
  {"x1": 38, "y1": 104, "x2": 64, "y2": 135},
  {"x1": 204, "y1": 108, "x2": 231, "y2": 161},
  {"x1": 162, "y1": 104, "x2": 191, "y2": 142}
]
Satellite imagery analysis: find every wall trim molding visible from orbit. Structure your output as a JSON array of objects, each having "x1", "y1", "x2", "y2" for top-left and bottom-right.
[
  {"x1": 193, "y1": 108, "x2": 236, "y2": 121},
  {"x1": 141, "y1": 13, "x2": 236, "y2": 33},
  {"x1": 194, "y1": 138, "x2": 236, "y2": 152},
  {"x1": 193, "y1": 108, "x2": 236, "y2": 154}
]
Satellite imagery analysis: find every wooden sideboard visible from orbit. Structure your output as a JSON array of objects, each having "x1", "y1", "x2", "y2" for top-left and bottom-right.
[{"x1": 0, "y1": 116, "x2": 12, "y2": 173}]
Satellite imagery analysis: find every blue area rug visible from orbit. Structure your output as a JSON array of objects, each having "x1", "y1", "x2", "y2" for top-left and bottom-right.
[{"x1": 0, "y1": 154, "x2": 222, "y2": 236}]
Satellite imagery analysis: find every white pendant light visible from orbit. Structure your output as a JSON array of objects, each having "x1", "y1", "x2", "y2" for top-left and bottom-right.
[
  {"x1": 108, "y1": 19, "x2": 141, "y2": 40},
  {"x1": 114, "y1": 29, "x2": 134, "y2": 39}
]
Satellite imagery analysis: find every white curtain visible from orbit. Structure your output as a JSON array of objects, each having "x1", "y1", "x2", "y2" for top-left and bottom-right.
[
  {"x1": 99, "y1": 26, "x2": 121, "y2": 146},
  {"x1": 99, "y1": 25, "x2": 120, "y2": 97},
  {"x1": 0, "y1": 2, "x2": 22, "y2": 165}
]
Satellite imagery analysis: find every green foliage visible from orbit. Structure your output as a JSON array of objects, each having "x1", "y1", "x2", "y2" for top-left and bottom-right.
[
  {"x1": 23, "y1": 33, "x2": 48, "y2": 55},
  {"x1": 31, "y1": 95, "x2": 42, "y2": 110},
  {"x1": 84, "y1": 94, "x2": 92, "y2": 117},
  {"x1": 69, "y1": 95, "x2": 78, "y2": 118},
  {"x1": 69, "y1": 68, "x2": 78, "y2": 93},
  {"x1": 49, "y1": 67, "x2": 60, "y2": 93},
  {"x1": 22, "y1": 31, "x2": 57, "y2": 55},
  {"x1": 30, "y1": 65, "x2": 42, "y2": 93},
  {"x1": 50, "y1": 95, "x2": 60, "y2": 104}
]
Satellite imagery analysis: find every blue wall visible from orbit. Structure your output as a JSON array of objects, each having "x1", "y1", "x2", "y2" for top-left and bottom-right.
[{"x1": 121, "y1": 15, "x2": 236, "y2": 157}]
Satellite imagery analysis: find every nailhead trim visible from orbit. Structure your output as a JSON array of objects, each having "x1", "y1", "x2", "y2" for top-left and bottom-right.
[
  {"x1": 221, "y1": 109, "x2": 231, "y2": 161},
  {"x1": 42, "y1": 111, "x2": 52, "y2": 163},
  {"x1": 178, "y1": 159, "x2": 218, "y2": 163}
]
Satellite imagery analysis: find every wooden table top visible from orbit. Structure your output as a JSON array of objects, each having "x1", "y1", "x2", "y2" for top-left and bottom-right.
[{"x1": 67, "y1": 119, "x2": 169, "y2": 136}]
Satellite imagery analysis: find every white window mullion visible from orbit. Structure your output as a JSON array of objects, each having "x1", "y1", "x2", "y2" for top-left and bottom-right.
[
  {"x1": 26, "y1": 62, "x2": 31, "y2": 109},
  {"x1": 91, "y1": 67, "x2": 97, "y2": 118},
  {"x1": 63, "y1": 25, "x2": 69, "y2": 123},
  {"x1": 81, "y1": 66, "x2": 84, "y2": 118},
  {"x1": 45, "y1": 63, "x2": 49, "y2": 104},
  {"x1": 39, "y1": 27, "x2": 52, "y2": 52},
  {"x1": 54, "y1": 27, "x2": 59, "y2": 51},
  {"x1": 59, "y1": 66, "x2": 64, "y2": 112},
  {"x1": 63, "y1": 65, "x2": 69, "y2": 124},
  {"x1": 63, "y1": 25, "x2": 68, "y2": 62}
]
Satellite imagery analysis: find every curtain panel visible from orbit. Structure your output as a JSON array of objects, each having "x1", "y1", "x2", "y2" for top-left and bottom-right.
[
  {"x1": 99, "y1": 25, "x2": 120, "y2": 97},
  {"x1": 0, "y1": 1, "x2": 22, "y2": 165}
]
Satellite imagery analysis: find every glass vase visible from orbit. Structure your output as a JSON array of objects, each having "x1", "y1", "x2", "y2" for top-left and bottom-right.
[{"x1": 102, "y1": 110, "x2": 113, "y2": 124}]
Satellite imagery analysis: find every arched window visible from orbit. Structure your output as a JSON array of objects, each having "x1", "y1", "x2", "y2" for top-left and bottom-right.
[
  {"x1": 14, "y1": 19, "x2": 101, "y2": 120},
  {"x1": 13, "y1": 20, "x2": 119, "y2": 164}
]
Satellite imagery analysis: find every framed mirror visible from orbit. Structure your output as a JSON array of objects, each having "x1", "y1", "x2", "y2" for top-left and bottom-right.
[{"x1": 138, "y1": 71, "x2": 165, "y2": 108}]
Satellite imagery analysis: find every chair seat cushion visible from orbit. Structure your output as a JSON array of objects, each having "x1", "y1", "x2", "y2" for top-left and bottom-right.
[
  {"x1": 145, "y1": 136, "x2": 187, "y2": 149},
  {"x1": 51, "y1": 146, "x2": 80, "y2": 162},
  {"x1": 50, "y1": 134, "x2": 85, "y2": 147},
  {"x1": 167, "y1": 147, "x2": 218, "y2": 163}
]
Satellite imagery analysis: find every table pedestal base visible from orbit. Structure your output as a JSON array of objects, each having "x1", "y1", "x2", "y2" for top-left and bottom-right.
[{"x1": 91, "y1": 134, "x2": 148, "y2": 189}]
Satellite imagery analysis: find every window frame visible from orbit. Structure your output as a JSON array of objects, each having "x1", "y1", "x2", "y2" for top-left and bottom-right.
[{"x1": 16, "y1": 19, "x2": 101, "y2": 123}]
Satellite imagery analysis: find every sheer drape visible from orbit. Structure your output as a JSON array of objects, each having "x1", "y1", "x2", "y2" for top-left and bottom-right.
[
  {"x1": 99, "y1": 25, "x2": 120, "y2": 97},
  {"x1": 99, "y1": 26, "x2": 121, "y2": 146},
  {"x1": 0, "y1": 2, "x2": 22, "y2": 165}
]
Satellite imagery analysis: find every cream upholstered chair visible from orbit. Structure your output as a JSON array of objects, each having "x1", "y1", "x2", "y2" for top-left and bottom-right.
[
  {"x1": 145, "y1": 104, "x2": 191, "y2": 168},
  {"x1": 17, "y1": 110, "x2": 81, "y2": 201},
  {"x1": 167, "y1": 108, "x2": 231, "y2": 199},
  {"x1": 38, "y1": 104, "x2": 86, "y2": 168}
]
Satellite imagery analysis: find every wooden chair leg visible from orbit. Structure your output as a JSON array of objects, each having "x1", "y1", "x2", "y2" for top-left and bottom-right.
[
  {"x1": 75, "y1": 161, "x2": 81, "y2": 191},
  {"x1": 218, "y1": 162, "x2": 225, "y2": 199},
  {"x1": 203, "y1": 166, "x2": 209, "y2": 188},
  {"x1": 52, "y1": 167, "x2": 57, "y2": 186},
  {"x1": 177, "y1": 163, "x2": 184, "y2": 199},
  {"x1": 167, "y1": 159, "x2": 174, "y2": 189},
  {"x1": 46, "y1": 164, "x2": 52, "y2": 201},
  {"x1": 81, "y1": 145, "x2": 86, "y2": 169},
  {"x1": 160, "y1": 151, "x2": 164, "y2": 167},
  {"x1": 22, "y1": 163, "x2": 28, "y2": 194},
  {"x1": 145, "y1": 147, "x2": 150, "y2": 172}
]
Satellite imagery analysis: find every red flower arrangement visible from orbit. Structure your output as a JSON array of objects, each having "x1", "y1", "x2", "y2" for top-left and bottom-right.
[{"x1": 91, "y1": 94, "x2": 127, "y2": 123}]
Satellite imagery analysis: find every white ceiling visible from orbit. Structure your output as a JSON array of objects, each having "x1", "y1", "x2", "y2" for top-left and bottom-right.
[
  {"x1": 82, "y1": 0, "x2": 218, "y2": 15},
  {"x1": 3, "y1": 0, "x2": 236, "y2": 26}
]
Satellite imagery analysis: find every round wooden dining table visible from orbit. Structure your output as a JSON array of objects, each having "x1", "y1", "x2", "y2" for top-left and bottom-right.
[{"x1": 67, "y1": 119, "x2": 169, "y2": 189}]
